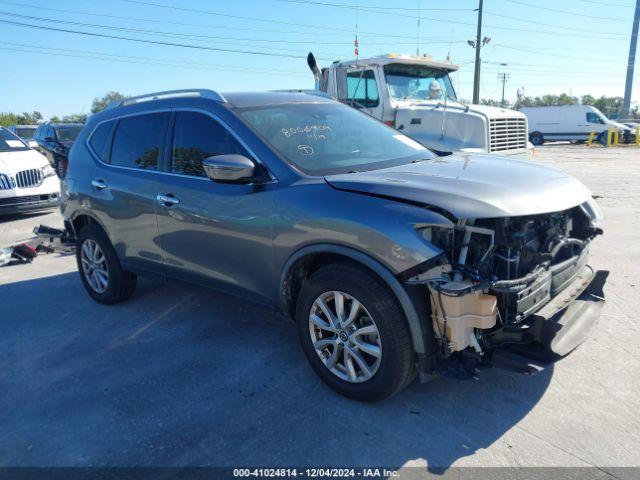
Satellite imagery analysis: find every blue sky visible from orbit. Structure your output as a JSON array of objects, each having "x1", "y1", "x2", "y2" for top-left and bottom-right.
[{"x1": 0, "y1": 0, "x2": 637, "y2": 118}]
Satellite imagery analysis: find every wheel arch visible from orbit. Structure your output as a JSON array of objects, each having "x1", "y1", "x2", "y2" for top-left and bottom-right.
[
  {"x1": 279, "y1": 244, "x2": 427, "y2": 354},
  {"x1": 69, "y1": 211, "x2": 109, "y2": 238}
]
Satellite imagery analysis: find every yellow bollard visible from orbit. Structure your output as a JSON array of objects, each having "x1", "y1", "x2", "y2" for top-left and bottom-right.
[
  {"x1": 614, "y1": 129, "x2": 619, "y2": 145},
  {"x1": 587, "y1": 131, "x2": 596, "y2": 146},
  {"x1": 636, "y1": 127, "x2": 640, "y2": 146},
  {"x1": 607, "y1": 129, "x2": 614, "y2": 147}
]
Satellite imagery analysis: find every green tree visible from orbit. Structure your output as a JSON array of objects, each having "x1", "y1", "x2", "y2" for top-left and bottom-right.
[
  {"x1": 62, "y1": 113, "x2": 88, "y2": 123},
  {"x1": 91, "y1": 91, "x2": 126, "y2": 113}
]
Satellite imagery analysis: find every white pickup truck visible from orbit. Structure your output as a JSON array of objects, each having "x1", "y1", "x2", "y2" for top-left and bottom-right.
[{"x1": 308, "y1": 53, "x2": 533, "y2": 158}]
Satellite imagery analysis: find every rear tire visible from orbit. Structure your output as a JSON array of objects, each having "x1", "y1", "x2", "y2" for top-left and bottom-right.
[
  {"x1": 76, "y1": 223, "x2": 137, "y2": 304},
  {"x1": 295, "y1": 263, "x2": 414, "y2": 402},
  {"x1": 529, "y1": 132, "x2": 544, "y2": 146}
]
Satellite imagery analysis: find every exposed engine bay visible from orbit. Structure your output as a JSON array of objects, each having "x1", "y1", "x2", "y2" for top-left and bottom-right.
[{"x1": 409, "y1": 201, "x2": 604, "y2": 364}]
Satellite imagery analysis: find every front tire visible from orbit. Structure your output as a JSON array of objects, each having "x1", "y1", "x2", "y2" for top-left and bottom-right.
[
  {"x1": 295, "y1": 263, "x2": 414, "y2": 402},
  {"x1": 76, "y1": 223, "x2": 137, "y2": 304}
]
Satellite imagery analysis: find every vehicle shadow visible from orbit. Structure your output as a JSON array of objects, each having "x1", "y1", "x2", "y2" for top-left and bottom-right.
[{"x1": 0, "y1": 271, "x2": 552, "y2": 471}]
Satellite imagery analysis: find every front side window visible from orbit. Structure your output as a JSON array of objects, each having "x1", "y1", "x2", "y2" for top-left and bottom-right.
[
  {"x1": 345, "y1": 70, "x2": 379, "y2": 108},
  {"x1": 384, "y1": 63, "x2": 457, "y2": 102},
  {"x1": 586, "y1": 112, "x2": 604, "y2": 124},
  {"x1": 0, "y1": 128, "x2": 28, "y2": 152},
  {"x1": 110, "y1": 113, "x2": 169, "y2": 170},
  {"x1": 239, "y1": 102, "x2": 432, "y2": 176},
  {"x1": 55, "y1": 126, "x2": 83, "y2": 143},
  {"x1": 171, "y1": 112, "x2": 249, "y2": 177}
]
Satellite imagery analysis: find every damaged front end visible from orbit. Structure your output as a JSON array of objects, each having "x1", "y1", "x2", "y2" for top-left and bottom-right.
[{"x1": 406, "y1": 200, "x2": 608, "y2": 379}]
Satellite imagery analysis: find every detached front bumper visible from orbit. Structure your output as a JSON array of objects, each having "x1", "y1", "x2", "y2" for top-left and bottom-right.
[{"x1": 487, "y1": 267, "x2": 608, "y2": 374}]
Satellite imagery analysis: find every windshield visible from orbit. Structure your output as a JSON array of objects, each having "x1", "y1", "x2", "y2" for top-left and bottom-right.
[
  {"x1": 56, "y1": 126, "x2": 83, "y2": 143},
  {"x1": 384, "y1": 63, "x2": 457, "y2": 102},
  {"x1": 0, "y1": 128, "x2": 29, "y2": 152},
  {"x1": 15, "y1": 127, "x2": 36, "y2": 140},
  {"x1": 238, "y1": 102, "x2": 433, "y2": 175}
]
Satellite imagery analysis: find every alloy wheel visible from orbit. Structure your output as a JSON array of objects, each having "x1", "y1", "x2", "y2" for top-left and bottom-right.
[
  {"x1": 80, "y1": 239, "x2": 109, "y2": 294},
  {"x1": 308, "y1": 291, "x2": 382, "y2": 383}
]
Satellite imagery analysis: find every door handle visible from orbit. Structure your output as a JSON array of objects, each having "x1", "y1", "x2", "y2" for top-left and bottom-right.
[
  {"x1": 156, "y1": 193, "x2": 180, "y2": 206},
  {"x1": 91, "y1": 178, "x2": 107, "y2": 191}
]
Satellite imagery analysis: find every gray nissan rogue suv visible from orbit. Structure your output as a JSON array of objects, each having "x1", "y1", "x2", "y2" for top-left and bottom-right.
[{"x1": 63, "y1": 89, "x2": 607, "y2": 401}]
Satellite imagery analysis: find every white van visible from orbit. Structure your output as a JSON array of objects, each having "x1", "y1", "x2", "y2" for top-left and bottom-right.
[{"x1": 520, "y1": 105, "x2": 629, "y2": 145}]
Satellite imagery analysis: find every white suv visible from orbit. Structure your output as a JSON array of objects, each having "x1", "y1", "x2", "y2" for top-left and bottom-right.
[{"x1": 0, "y1": 127, "x2": 61, "y2": 215}]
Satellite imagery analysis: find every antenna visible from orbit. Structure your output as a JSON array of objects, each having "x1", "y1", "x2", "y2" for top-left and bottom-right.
[
  {"x1": 354, "y1": 6, "x2": 359, "y2": 62},
  {"x1": 416, "y1": 0, "x2": 421, "y2": 56}
]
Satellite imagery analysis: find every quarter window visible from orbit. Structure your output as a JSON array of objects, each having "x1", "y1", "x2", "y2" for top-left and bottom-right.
[
  {"x1": 89, "y1": 121, "x2": 115, "y2": 161},
  {"x1": 345, "y1": 70, "x2": 379, "y2": 108},
  {"x1": 110, "y1": 113, "x2": 169, "y2": 170},
  {"x1": 171, "y1": 111, "x2": 249, "y2": 177}
]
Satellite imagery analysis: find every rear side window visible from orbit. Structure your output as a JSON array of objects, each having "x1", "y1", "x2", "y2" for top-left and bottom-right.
[
  {"x1": 110, "y1": 113, "x2": 168, "y2": 170},
  {"x1": 89, "y1": 121, "x2": 115, "y2": 161},
  {"x1": 171, "y1": 111, "x2": 249, "y2": 177}
]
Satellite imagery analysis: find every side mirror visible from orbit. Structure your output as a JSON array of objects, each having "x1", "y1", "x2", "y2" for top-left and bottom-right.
[{"x1": 203, "y1": 154, "x2": 256, "y2": 183}]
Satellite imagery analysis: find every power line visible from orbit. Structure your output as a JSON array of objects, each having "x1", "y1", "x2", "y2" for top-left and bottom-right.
[
  {"x1": 576, "y1": 0, "x2": 634, "y2": 7},
  {"x1": 0, "y1": 18, "x2": 330, "y2": 59},
  {"x1": 0, "y1": 10, "x2": 353, "y2": 51},
  {"x1": 119, "y1": 0, "x2": 626, "y2": 41},
  {"x1": 0, "y1": 9, "x2": 468, "y2": 60},
  {"x1": 0, "y1": 0, "x2": 426, "y2": 40},
  {"x1": 116, "y1": 0, "x2": 419, "y2": 38},
  {"x1": 277, "y1": 0, "x2": 470, "y2": 12},
  {"x1": 277, "y1": 0, "x2": 470, "y2": 17},
  {"x1": 485, "y1": 11, "x2": 626, "y2": 37},
  {"x1": 0, "y1": 41, "x2": 309, "y2": 76},
  {"x1": 505, "y1": 0, "x2": 628, "y2": 21},
  {"x1": 492, "y1": 43, "x2": 633, "y2": 64}
]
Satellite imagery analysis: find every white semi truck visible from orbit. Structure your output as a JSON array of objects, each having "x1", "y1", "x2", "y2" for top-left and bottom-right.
[{"x1": 307, "y1": 53, "x2": 532, "y2": 157}]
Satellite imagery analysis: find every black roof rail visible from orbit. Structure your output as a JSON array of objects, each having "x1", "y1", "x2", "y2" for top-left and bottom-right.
[{"x1": 107, "y1": 89, "x2": 227, "y2": 109}]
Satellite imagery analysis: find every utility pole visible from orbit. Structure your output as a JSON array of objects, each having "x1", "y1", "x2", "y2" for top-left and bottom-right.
[
  {"x1": 622, "y1": 0, "x2": 640, "y2": 119},
  {"x1": 499, "y1": 73, "x2": 509, "y2": 107},
  {"x1": 472, "y1": 0, "x2": 484, "y2": 104}
]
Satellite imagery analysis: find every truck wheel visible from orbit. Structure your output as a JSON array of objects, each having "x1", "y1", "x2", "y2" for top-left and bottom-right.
[
  {"x1": 76, "y1": 223, "x2": 137, "y2": 304},
  {"x1": 597, "y1": 132, "x2": 608, "y2": 146},
  {"x1": 529, "y1": 133, "x2": 544, "y2": 146},
  {"x1": 295, "y1": 263, "x2": 414, "y2": 402}
]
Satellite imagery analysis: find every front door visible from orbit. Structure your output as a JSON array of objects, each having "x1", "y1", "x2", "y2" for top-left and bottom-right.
[
  {"x1": 336, "y1": 68, "x2": 383, "y2": 120},
  {"x1": 154, "y1": 110, "x2": 276, "y2": 305}
]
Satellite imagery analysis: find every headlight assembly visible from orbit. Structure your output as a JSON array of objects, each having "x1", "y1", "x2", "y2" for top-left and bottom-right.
[{"x1": 41, "y1": 164, "x2": 56, "y2": 178}]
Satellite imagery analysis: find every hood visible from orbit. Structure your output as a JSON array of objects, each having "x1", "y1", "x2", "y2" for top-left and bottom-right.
[
  {"x1": 393, "y1": 99, "x2": 525, "y2": 119},
  {"x1": 393, "y1": 102, "x2": 527, "y2": 153},
  {"x1": 324, "y1": 154, "x2": 593, "y2": 219},
  {"x1": 0, "y1": 149, "x2": 49, "y2": 174}
]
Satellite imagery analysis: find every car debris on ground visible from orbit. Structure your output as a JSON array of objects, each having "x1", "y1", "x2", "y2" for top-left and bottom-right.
[{"x1": 0, "y1": 224, "x2": 75, "y2": 267}]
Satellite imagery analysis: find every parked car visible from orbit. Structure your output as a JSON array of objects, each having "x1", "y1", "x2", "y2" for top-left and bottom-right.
[
  {"x1": 63, "y1": 90, "x2": 606, "y2": 401},
  {"x1": 7, "y1": 124, "x2": 38, "y2": 148},
  {"x1": 0, "y1": 127, "x2": 61, "y2": 215},
  {"x1": 520, "y1": 105, "x2": 630, "y2": 145},
  {"x1": 33, "y1": 123, "x2": 84, "y2": 178}
]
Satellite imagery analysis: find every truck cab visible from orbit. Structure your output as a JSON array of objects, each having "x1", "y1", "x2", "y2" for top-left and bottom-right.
[{"x1": 309, "y1": 53, "x2": 532, "y2": 157}]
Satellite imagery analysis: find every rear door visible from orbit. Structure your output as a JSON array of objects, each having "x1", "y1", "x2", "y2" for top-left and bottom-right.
[
  {"x1": 154, "y1": 110, "x2": 276, "y2": 305},
  {"x1": 87, "y1": 111, "x2": 169, "y2": 274}
]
